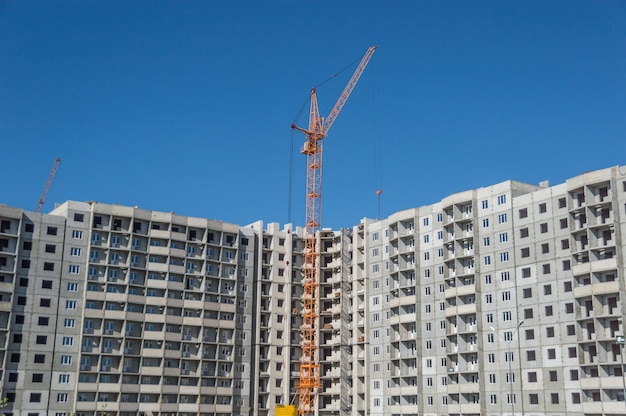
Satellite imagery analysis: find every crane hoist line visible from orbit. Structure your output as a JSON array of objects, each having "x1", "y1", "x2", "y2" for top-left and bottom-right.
[{"x1": 290, "y1": 45, "x2": 377, "y2": 416}]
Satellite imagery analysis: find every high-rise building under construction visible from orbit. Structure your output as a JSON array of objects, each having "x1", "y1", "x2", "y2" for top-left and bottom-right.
[{"x1": 0, "y1": 164, "x2": 625, "y2": 416}]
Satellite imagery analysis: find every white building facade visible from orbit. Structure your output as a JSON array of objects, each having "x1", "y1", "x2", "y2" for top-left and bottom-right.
[{"x1": 0, "y1": 165, "x2": 625, "y2": 416}]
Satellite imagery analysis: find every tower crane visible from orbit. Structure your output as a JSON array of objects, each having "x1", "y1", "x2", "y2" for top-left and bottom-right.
[
  {"x1": 291, "y1": 46, "x2": 376, "y2": 416},
  {"x1": 35, "y1": 157, "x2": 62, "y2": 213}
]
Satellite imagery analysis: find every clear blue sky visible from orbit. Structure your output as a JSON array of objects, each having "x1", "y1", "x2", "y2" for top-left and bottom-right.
[{"x1": 1, "y1": 1, "x2": 624, "y2": 230}]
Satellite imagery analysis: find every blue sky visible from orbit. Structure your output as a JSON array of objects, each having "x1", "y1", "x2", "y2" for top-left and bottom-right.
[{"x1": 1, "y1": 1, "x2": 624, "y2": 230}]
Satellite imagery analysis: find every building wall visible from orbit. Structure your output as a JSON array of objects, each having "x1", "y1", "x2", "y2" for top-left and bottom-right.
[{"x1": 0, "y1": 165, "x2": 625, "y2": 416}]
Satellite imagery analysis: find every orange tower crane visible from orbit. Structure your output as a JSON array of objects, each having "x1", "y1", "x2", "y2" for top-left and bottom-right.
[
  {"x1": 291, "y1": 46, "x2": 376, "y2": 416},
  {"x1": 35, "y1": 157, "x2": 62, "y2": 213}
]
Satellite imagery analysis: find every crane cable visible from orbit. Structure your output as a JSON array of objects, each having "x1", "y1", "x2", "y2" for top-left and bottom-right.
[{"x1": 369, "y1": 59, "x2": 383, "y2": 220}]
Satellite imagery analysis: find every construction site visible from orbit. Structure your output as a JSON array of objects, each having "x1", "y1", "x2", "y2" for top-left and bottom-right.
[{"x1": 1, "y1": 31, "x2": 626, "y2": 416}]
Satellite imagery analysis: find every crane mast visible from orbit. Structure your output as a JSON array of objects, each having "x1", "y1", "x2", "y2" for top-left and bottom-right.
[
  {"x1": 35, "y1": 157, "x2": 62, "y2": 213},
  {"x1": 291, "y1": 46, "x2": 376, "y2": 416}
]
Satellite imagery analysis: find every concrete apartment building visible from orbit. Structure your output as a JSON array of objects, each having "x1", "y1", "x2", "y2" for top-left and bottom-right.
[{"x1": 0, "y1": 165, "x2": 625, "y2": 416}]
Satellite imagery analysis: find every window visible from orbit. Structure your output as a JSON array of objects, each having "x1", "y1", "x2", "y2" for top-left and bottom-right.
[
  {"x1": 523, "y1": 288, "x2": 532, "y2": 298},
  {"x1": 41, "y1": 280, "x2": 53, "y2": 289},
  {"x1": 30, "y1": 393, "x2": 42, "y2": 402},
  {"x1": 538, "y1": 202, "x2": 547, "y2": 213},
  {"x1": 21, "y1": 259, "x2": 31, "y2": 269},
  {"x1": 565, "y1": 303, "x2": 574, "y2": 314},
  {"x1": 520, "y1": 228, "x2": 529, "y2": 238},
  {"x1": 519, "y1": 208, "x2": 528, "y2": 218},
  {"x1": 482, "y1": 200, "x2": 489, "y2": 209},
  {"x1": 38, "y1": 317, "x2": 49, "y2": 326},
  {"x1": 548, "y1": 348, "x2": 556, "y2": 359},
  {"x1": 70, "y1": 247, "x2": 81, "y2": 256},
  {"x1": 497, "y1": 195, "x2": 506, "y2": 205},
  {"x1": 423, "y1": 217, "x2": 429, "y2": 226},
  {"x1": 67, "y1": 282, "x2": 78, "y2": 292},
  {"x1": 43, "y1": 262, "x2": 54, "y2": 271},
  {"x1": 59, "y1": 374, "x2": 70, "y2": 383},
  {"x1": 541, "y1": 243, "x2": 549, "y2": 254},
  {"x1": 567, "y1": 325, "x2": 575, "y2": 336},
  {"x1": 47, "y1": 227, "x2": 58, "y2": 236},
  {"x1": 72, "y1": 230, "x2": 83, "y2": 239},
  {"x1": 484, "y1": 255, "x2": 491, "y2": 265},
  {"x1": 529, "y1": 393, "x2": 539, "y2": 404},
  {"x1": 32, "y1": 373, "x2": 43, "y2": 382},
  {"x1": 483, "y1": 218, "x2": 489, "y2": 228},
  {"x1": 485, "y1": 294, "x2": 492, "y2": 304},
  {"x1": 503, "y1": 311, "x2": 512, "y2": 321},
  {"x1": 544, "y1": 284, "x2": 552, "y2": 295},
  {"x1": 524, "y1": 308, "x2": 534, "y2": 319},
  {"x1": 68, "y1": 265, "x2": 80, "y2": 274},
  {"x1": 563, "y1": 260, "x2": 571, "y2": 270},
  {"x1": 540, "y1": 223, "x2": 548, "y2": 233},
  {"x1": 25, "y1": 223, "x2": 34, "y2": 232},
  {"x1": 22, "y1": 241, "x2": 32, "y2": 250},
  {"x1": 500, "y1": 252, "x2": 509, "y2": 262},
  {"x1": 45, "y1": 244, "x2": 56, "y2": 253},
  {"x1": 499, "y1": 232, "x2": 508, "y2": 243},
  {"x1": 568, "y1": 347, "x2": 577, "y2": 358},
  {"x1": 40, "y1": 298, "x2": 51, "y2": 307},
  {"x1": 550, "y1": 393, "x2": 559, "y2": 404},
  {"x1": 545, "y1": 305, "x2": 553, "y2": 316},
  {"x1": 66, "y1": 300, "x2": 77, "y2": 310},
  {"x1": 57, "y1": 393, "x2": 69, "y2": 403},
  {"x1": 527, "y1": 350, "x2": 536, "y2": 361},
  {"x1": 61, "y1": 355, "x2": 72, "y2": 365},
  {"x1": 547, "y1": 327, "x2": 555, "y2": 337},
  {"x1": 498, "y1": 213, "x2": 507, "y2": 223},
  {"x1": 62, "y1": 336, "x2": 73, "y2": 346},
  {"x1": 64, "y1": 319, "x2": 75, "y2": 328},
  {"x1": 549, "y1": 370, "x2": 557, "y2": 381},
  {"x1": 502, "y1": 291, "x2": 511, "y2": 301}
]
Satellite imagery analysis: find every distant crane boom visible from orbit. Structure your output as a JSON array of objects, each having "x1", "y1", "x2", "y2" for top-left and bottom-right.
[
  {"x1": 291, "y1": 46, "x2": 376, "y2": 416},
  {"x1": 35, "y1": 157, "x2": 61, "y2": 213}
]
